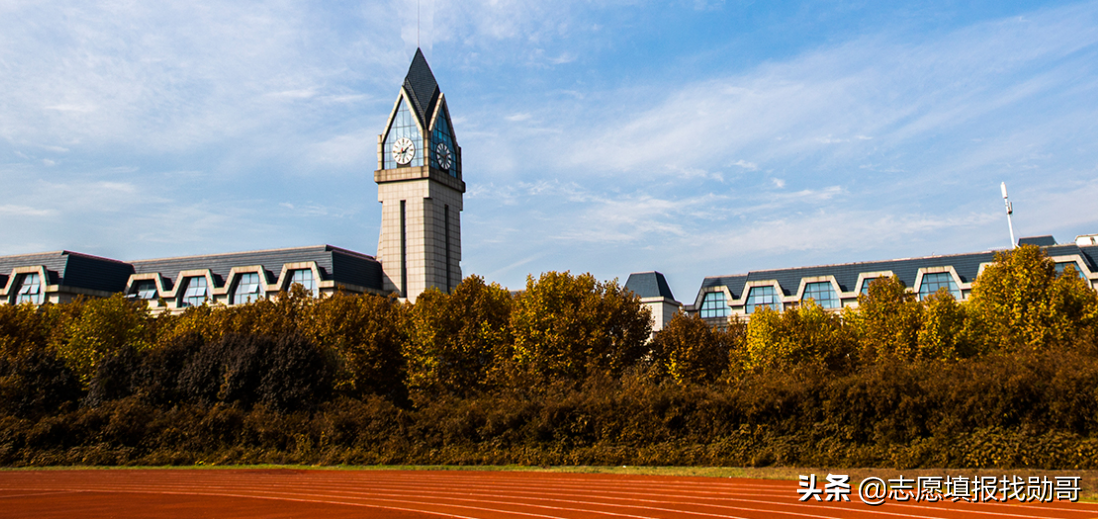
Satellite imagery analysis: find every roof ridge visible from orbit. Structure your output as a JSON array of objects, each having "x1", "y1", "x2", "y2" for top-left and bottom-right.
[{"x1": 129, "y1": 244, "x2": 332, "y2": 263}]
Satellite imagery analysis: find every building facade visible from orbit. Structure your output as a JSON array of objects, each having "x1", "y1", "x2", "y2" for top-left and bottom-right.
[
  {"x1": 375, "y1": 49, "x2": 464, "y2": 300},
  {"x1": 668, "y1": 234, "x2": 1098, "y2": 328},
  {"x1": 0, "y1": 50, "x2": 460, "y2": 310}
]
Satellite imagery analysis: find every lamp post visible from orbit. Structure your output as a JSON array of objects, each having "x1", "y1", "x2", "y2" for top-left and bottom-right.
[{"x1": 1001, "y1": 182, "x2": 1016, "y2": 249}]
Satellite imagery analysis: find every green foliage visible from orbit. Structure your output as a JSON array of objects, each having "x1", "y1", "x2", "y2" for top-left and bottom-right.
[
  {"x1": 651, "y1": 312, "x2": 739, "y2": 385},
  {"x1": 2, "y1": 261, "x2": 1098, "y2": 469},
  {"x1": 303, "y1": 292, "x2": 407, "y2": 400},
  {"x1": 966, "y1": 245, "x2": 1098, "y2": 353},
  {"x1": 51, "y1": 295, "x2": 152, "y2": 385},
  {"x1": 917, "y1": 290, "x2": 974, "y2": 360},
  {"x1": 405, "y1": 276, "x2": 513, "y2": 399},
  {"x1": 0, "y1": 303, "x2": 56, "y2": 358},
  {"x1": 850, "y1": 276, "x2": 923, "y2": 362},
  {"x1": 510, "y1": 272, "x2": 651, "y2": 381},
  {"x1": 743, "y1": 300, "x2": 855, "y2": 372},
  {"x1": 0, "y1": 348, "x2": 81, "y2": 418}
]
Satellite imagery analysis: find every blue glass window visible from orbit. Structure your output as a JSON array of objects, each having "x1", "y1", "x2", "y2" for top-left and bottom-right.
[
  {"x1": 16, "y1": 273, "x2": 42, "y2": 305},
  {"x1": 1055, "y1": 262, "x2": 1086, "y2": 279},
  {"x1": 918, "y1": 272, "x2": 960, "y2": 300},
  {"x1": 180, "y1": 276, "x2": 208, "y2": 307},
  {"x1": 131, "y1": 279, "x2": 158, "y2": 300},
  {"x1": 382, "y1": 97, "x2": 424, "y2": 169},
  {"x1": 745, "y1": 285, "x2": 781, "y2": 314},
  {"x1": 289, "y1": 269, "x2": 317, "y2": 296},
  {"x1": 429, "y1": 106, "x2": 459, "y2": 178},
  {"x1": 232, "y1": 272, "x2": 262, "y2": 304},
  {"x1": 802, "y1": 281, "x2": 839, "y2": 309},
  {"x1": 699, "y1": 291, "x2": 729, "y2": 318},
  {"x1": 860, "y1": 277, "x2": 879, "y2": 295}
]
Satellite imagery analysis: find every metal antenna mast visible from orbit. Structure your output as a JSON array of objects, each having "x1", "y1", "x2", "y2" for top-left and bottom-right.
[
  {"x1": 417, "y1": 0, "x2": 420, "y2": 48},
  {"x1": 1001, "y1": 182, "x2": 1016, "y2": 249}
]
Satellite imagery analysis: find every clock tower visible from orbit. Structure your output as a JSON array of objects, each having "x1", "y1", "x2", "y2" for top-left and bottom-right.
[{"x1": 375, "y1": 49, "x2": 464, "y2": 301}]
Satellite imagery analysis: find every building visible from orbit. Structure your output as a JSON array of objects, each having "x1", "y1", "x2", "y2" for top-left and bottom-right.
[
  {"x1": 624, "y1": 271, "x2": 681, "y2": 332},
  {"x1": 0, "y1": 49, "x2": 460, "y2": 310},
  {"x1": 638, "y1": 233, "x2": 1098, "y2": 328}
]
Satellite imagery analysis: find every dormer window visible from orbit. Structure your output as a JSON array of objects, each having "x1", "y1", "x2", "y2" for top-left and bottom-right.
[
  {"x1": 699, "y1": 291, "x2": 729, "y2": 318},
  {"x1": 179, "y1": 276, "x2": 208, "y2": 307},
  {"x1": 15, "y1": 273, "x2": 42, "y2": 305},
  {"x1": 746, "y1": 285, "x2": 781, "y2": 314},
  {"x1": 1055, "y1": 262, "x2": 1086, "y2": 279},
  {"x1": 232, "y1": 272, "x2": 262, "y2": 304},
  {"x1": 288, "y1": 269, "x2": 317, "y2": 296},
  {"x1": 802, "y1": 281, "x2": 839, "y2": 309},
  {"x1": 130, "y1": 279, "x2": 158, "y2": 300},
  {"x1": 918, "y1": 272, "x2": 960, "y2": 300}
]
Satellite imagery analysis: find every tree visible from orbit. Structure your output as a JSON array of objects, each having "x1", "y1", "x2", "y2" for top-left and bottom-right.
[
  {"x1": 966, "y1": 245, "x2": 1098, "y2": 353},
  {"x1": 0, "y1": 348, "x2": 82, "y2": 418},
  {"x1": 743, "y1": 300, "x2": 854, "y2": 372},
  {"x1": 303, "y1": 292, "x2": 408, "y2": 400},
  {"x1": 405, "y1": 276, "x2": 513, "y2": 398},
  {"x1": 651, "y1": 312, "x2": 736, "y2": 385},
  {"x1": 916, "y1": 290, "x2": 973, "y2": 360},
  {"x1": 510, "y1": 271, "x2": 652, "y2": 381},
  {"x1": 850, "y1": 276, "x2": 923, "y2": 363},
  {"x1": 52, "y1": 294, "x2": 152, "y2": 385}
]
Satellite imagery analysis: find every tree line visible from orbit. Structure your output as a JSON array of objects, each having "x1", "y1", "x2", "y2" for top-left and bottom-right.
[{"x1": 1, "y1": 245, "x2": 1096, "y2": 468}]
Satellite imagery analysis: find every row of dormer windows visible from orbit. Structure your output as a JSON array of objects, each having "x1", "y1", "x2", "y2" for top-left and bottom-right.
[
  {"x1": 698, "y1": 260, "x2": 1090, "y2": 318},
  {"x1": 128, "y1": 268, "x2": 316, "y2": 307}
]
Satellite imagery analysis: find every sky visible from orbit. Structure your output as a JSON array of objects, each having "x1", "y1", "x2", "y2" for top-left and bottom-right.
[{"x1": 2, "y1": 0, "x2": 1098, "y2": 303}]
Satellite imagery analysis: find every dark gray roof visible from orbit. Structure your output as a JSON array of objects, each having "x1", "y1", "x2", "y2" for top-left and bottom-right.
[
  {"x1": 130, "y1": 245, "x2": 381, "y2": 291},
  {"x1": 0, "y1": 250, "x2": 134, "y2": 293},
  {"x1": 697, "y1": 243, "x2": 1098, "y2": 303},
  {"x1": 403, "y1": 48, "x2": 440, "y2": 127},
  {"x1": 625, "y1": 271, "x2": 676, "y2": 300},
  {"x1": 702, "y1": 251, "x2": 999, "y2": 300},
  {"x1": 1019, "y1": 235, "x2": 1056, "y2": 246}
]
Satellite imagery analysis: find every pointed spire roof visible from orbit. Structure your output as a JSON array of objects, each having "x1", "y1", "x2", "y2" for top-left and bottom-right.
[{"x1": 403, "y1": 48, "x2": 440, "y2": 127}]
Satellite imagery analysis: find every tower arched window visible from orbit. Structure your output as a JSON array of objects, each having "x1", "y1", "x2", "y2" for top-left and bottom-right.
[
  {"x1": 382, "y1": 97, "x2": 424, "y2": 169},
  {"x1": 429, "y1": 107, "x2": 459, "y2": 178}
]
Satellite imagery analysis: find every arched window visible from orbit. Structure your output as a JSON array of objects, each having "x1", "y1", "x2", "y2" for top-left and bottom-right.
[
  {"x1": 179, "y1": 276, "x2": 208, "y2": 307},
  {"x1": 429, "y1": 106, "x2": 460, "y2": 178},
  {"x1": 745, "y1": 285, "x2": 781, "y2": 314},
  {"x1": 232, "y1": 272, "x2": 262, "y2": 305},
  {"x1": 802, "y1": 281, "x2": 839, "y2": 309},
  {"x1": 15, "y1": 273, "x2": 42, "y2": 305},
  {"x1": 382, "y1": 97, "x2": 424, "y2": 169},
  {"x1": 918, "y1": 272, "x2": 960, "y2": 300},
  {"x1": 288, "y1": 269, "x2": 317, "y2": 296},
  {"x1": 699, "y1": 291, "x2": 729, "y2": 318}
]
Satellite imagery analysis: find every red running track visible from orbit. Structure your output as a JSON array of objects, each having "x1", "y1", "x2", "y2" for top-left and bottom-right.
[{"x1": 0, "y1": 469, "x2": 1094, "y2": 518}]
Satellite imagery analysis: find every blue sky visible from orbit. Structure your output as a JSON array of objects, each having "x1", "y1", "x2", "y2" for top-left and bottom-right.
[{"x1": 2, "y1": 1, "x2": 1097, "y2": 302}]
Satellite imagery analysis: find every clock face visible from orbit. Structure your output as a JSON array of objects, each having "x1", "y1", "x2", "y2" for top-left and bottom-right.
[
  {"x1": 392, "y1": 137, "x2": 415, "y2": 165},
  {"x1": 436, "y1": 142, "x2": 452, "y2": 170}
]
